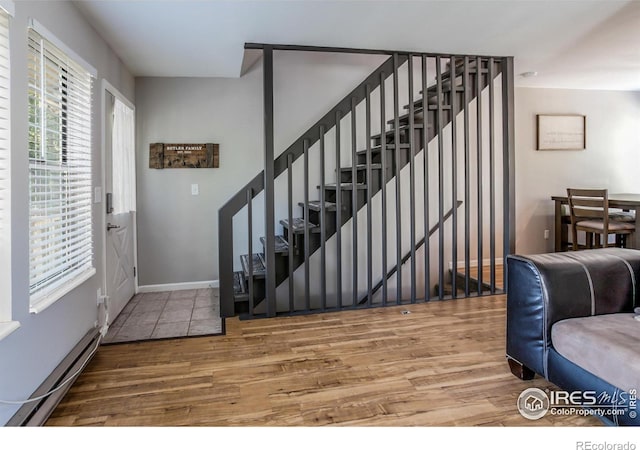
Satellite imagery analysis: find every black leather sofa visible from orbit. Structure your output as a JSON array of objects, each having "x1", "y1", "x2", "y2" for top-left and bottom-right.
[{"x1": 506, "y1": 247, "x2": 640, "y2": 426}]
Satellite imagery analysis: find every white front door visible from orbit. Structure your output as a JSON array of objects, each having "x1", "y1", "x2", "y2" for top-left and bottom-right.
[{"x1": 104, "y1": 89, "x2": 137, "y2": 321}]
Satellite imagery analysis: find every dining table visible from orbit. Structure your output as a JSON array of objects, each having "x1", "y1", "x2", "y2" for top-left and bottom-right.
[{"x1": 551, "y1": 193, "x2": 640, "y2": 251}]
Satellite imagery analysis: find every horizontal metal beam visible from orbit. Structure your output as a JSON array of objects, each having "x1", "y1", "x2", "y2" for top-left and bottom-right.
[{"x1": 244, "y1": 42, "x2": 510, "y2": 60}]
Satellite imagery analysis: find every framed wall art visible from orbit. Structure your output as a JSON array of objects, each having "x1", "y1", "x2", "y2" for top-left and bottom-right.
[
  {"x1": 149, "y1": 143, "x2": 219, "y2": 169},
  {"x1": 536, "y1": 114, "x2": 586, "y2": 150}
]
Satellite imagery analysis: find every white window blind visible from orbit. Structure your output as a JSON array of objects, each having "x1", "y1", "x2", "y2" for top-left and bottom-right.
[
  {"x1": 0, "y1": 7, "x2": 11, "y2": 324},
  {"x1": 28, "y1": 27, "x2": 95, "y2": 309},
  {"x1": 112, "y1": 98, "x2": 136, "y2": 214}
]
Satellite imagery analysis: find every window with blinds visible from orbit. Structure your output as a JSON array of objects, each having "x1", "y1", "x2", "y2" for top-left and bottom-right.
[
  {"x1": 0, "y1": 7, "x2": 11, "y2": 324},
  {"x1": 28, "y1": 27, "x2": 95, "y2": 309}
]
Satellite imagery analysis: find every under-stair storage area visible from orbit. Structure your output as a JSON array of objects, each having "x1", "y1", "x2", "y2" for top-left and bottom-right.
[{"x1": 219, "y1": 47, "x2": 515, "y2": 319}]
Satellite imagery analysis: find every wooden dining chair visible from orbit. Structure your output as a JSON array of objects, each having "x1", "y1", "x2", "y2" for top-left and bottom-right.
[{"x1": 567, "y1": 188, "x2": 635, "y2": 250}]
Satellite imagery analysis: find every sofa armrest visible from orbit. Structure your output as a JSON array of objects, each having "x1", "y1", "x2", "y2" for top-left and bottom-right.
[{"x1": 506, "y1": 248, "x2": 640, "y2": 378}]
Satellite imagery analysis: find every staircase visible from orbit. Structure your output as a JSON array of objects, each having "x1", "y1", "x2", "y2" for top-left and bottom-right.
[{"x1": 219, "y1": 46, "x2": 515, "y2": 319}]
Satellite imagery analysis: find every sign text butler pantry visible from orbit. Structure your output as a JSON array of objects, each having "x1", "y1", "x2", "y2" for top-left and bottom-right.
[{"x1": 149, "y1": 143, "x2": 219, "y2": 169}]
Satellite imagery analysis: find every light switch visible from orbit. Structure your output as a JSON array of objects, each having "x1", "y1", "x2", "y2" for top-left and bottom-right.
[
  {"x1": 94, "y1": 187, "x2": 102, "y2": 203},
  {"x1": 191, "y1": 184, "x2": 199, "y2": 196}
]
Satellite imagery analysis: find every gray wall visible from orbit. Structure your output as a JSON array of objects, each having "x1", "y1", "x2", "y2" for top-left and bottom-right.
[
  {"x1": 136, "y1": 55, "x2": 505, "y2": 301},
  {"x1": 135, "y1": 51, "x2": 386, "y2": 286},
  {"x1": 515, "y1": 87, "x2": 640, "y2": 255},
  {"x1": 137, "y1": 63, "x2": 640, "y2": 289},
  {"x1": 0, "y1": 1, "x2": 134, "y2": 425}
]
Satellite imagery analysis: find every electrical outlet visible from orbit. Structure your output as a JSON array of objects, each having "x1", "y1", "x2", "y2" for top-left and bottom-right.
[
  {"x1": 191, "y1": 184, "x2": 199, "y2": 196},
  {"x1": 544, "y1": 229, "x2": 550, "y2": 240}
]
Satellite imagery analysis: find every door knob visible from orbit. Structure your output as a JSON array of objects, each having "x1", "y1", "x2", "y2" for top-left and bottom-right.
[{"x1": 107, "y1": 223, "x2": 120, "y2": 231}]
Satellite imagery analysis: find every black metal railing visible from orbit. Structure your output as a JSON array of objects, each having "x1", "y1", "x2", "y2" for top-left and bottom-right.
[{"x1": 219, "y1": 44, "x2": 515, "y2": 319}]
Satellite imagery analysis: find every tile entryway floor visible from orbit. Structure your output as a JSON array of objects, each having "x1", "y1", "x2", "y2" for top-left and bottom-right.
[{"x1": 102, "y1": 288, "x2": 224, "y2": 344}]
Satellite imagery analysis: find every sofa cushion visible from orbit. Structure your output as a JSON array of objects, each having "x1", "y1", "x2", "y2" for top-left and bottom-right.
[{"x1": 551, "y1": 313, "x2": 640, "y2": 393}]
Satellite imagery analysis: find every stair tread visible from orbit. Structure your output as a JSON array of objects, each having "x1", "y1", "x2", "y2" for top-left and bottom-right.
[
  {"x1": 240, "y1": 253, "x2": 266, "y2": 278},
  {"x1": 280, "y1": 217, "x2": 321, "y2": 233},
  {"x1": 389, "y1": 101, "x2": 457, "y2": 125},
  {"x1": 404, "y1": 102, "x2": 452, "y2": 111},
  {"x1": 322, "y1": 183, "x2": 367, "y2": 190},
  {"x1": 371, "y1": 125, "x2": 428, "y2": 142},
  {"x1": 419, "y1": 85, "x2": 465, "y2": 96},
  {"x1": 233, "y1": 271, "x2": 248, "y2": 299},
  {"x1": 339, "y1": 163, "x2": 383, "y2": 171},
  {"x1": 357, "y1": 143, "x2": 409, "y2": 155},
  {"x1": 259, "y1": 235, "x2": 289, "y2": 254},
  {"x1": 404, "y1": 84, "x2": 467, "y2": 112},
  {"x1": 298, "y1": 200, "x2": 337, "y2": 212},
  {"x1": 388, "y1": 108, "x2": 425, "y2": 125}
]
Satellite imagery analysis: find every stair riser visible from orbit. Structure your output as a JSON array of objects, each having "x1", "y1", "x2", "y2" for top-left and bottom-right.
[
  {"x1": 323, "y1": 189, "x2": 367, "y2": 213},
  {"x1": 304, "y1": 209, "x2": 338, "y2": 230},
  {"x1": 356, "y1": 148, "x2": 397, "y2": 166},
  {"x1": 339, "y1": 168, "x2": 386, "y2": 188},
  {"x1": 372, "y1": 128, "x2": 422, "y2": 147},
  {"x1": 234, "y1": 281, "x2": 265, "y2": 315}
]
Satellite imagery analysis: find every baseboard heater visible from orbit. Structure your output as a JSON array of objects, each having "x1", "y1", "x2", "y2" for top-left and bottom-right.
[{"x1": 6, "y1": 328, "x2": 101, "y2": 426}]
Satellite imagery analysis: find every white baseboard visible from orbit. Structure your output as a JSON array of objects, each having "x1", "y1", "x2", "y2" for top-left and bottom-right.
[{"x1": 138, "y1": 280, "x2": 219, "y2": 293}]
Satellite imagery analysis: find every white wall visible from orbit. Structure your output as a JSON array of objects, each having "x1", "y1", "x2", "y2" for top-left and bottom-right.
[
  {"x1": 515, "y1": 87, "x2": 640, "y2": 255},
  {"x1": 0, "y1": 1, "x2": 134, "y2": 425}
]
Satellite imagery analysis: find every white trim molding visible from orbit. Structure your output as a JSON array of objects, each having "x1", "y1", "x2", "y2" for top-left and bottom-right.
[
  {"x1": 137, "y1": 280, "x2": 219, "y2": 294},
  {"x1": 28, "y1": 18, "x2": 97, "y2": 77},
  {"x1": 0, "y1": 0, "x2": 14, "y2": 17},
  {"x1": 0, "y1": 321, "x2": 20, "y2": 341},
  {"x1": 100, "y1": 79, "x2": 139, "y2": 304},
  {"x1": 30, "y1": 268, "x2": 97, "y2": 314}
]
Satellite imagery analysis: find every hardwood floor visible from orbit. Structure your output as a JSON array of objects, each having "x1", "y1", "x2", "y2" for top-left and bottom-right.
[{"x1": 46, "y1": 294, "x2": 600, "y2": 426}]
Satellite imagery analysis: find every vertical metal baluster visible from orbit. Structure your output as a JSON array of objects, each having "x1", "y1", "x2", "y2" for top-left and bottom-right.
[
  {"x1": 219, "y1": 213, "x2": 235, "y2": 318},
  {"x1": 463, "y1": 57, "x2": 471, "y2": 297},
  {"x1": 502, "y1": 57, "x2": 516, "y2": 291},
  {"x1": 380, "y1": 71, "x2": 388, "y2": 306},
  {"x1": 366, "y1": 84, "x2": 373, "y2": 306},
  {"x1": 303, "y1": 139, "x2": 310, "y2": 311},
  {"x1": 393, "y1": 53, "x2": 402, "y2": 305},
  {"x1": 287, "y1": 154, "x2": 294, "y2": 313},
  {"x1": 336, "y1": 110, "x2": 343, "y2": 310},
  {"x1": 436, "y1": 56, "x2": 444, "y2": 300},
  {"x1": 247, "y1": 188, "x2": 254, "y2": 317},
  {"x1": 450, "y1": 56, "x2": 458, "y2": 298},
  {"x1": 488, "y1": 57, "x2": 496, "y2": 294},
  {"x1": 476, "y1": 56, "x2": 484, "y2": 295},
  {"x1": 263, "y1": 46, "x2": 276, "y2": 317},
  {"x1": 422, "y1": 55, "x2": 430, "y2": 301},
  {"x1": 408, "y1": 56, "x2": 416, "y2": 303},
  {"x1": 319, "y1": 126, "x2": 327, "y2": 311},
  {"x1": 351, "y1": 97, "x2": 358, "y2": 307}
]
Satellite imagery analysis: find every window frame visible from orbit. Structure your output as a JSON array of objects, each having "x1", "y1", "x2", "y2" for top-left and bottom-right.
[
  {"x1": 27, "y1": 20, "x2": 97, "y2": 314},
  {"x1": 0, "y1": 0, "x2": 17, "y2": 339}
]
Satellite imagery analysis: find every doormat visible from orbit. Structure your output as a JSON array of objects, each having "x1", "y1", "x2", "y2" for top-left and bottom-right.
[{"x1": 101, "y1": 288, "x2": 226, "y2": 345}]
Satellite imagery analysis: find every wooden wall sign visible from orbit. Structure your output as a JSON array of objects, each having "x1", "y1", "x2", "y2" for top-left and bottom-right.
[{"x1": 149, "y1": 143, "x2": 219, "y2": 169}]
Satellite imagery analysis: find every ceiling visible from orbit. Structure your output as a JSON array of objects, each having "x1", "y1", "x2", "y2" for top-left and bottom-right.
[{"x1": 73, "y1": 0, "x2": 640, "y2": 90}]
